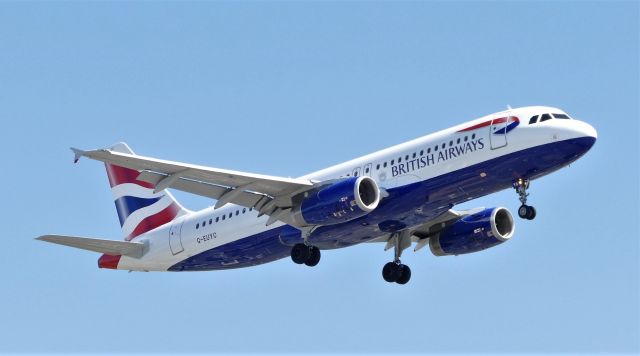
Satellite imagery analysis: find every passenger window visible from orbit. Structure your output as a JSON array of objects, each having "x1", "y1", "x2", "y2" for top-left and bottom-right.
[
  {"x1": 222, "y1": 215, "x2": 225, "y2": 221},
  {"x1": 434, "y1": 145, "x2": 438, "y2": 151},
  {"x1": 202, "y1": 221, "x2": 206, "y2": 226},
  {"x1": 406, "y1": 154, "x2": 410, "y2": 160},
  {"x1": 236, "y1": 210, "x2": 239, "y2": 216},
  {"x1": 464, "y1": 136, "x2": 468, "y2": 142},
  {"x1": 457, "y1": 138, "x2": 460, "y2": 144},
  {"x1": 229, "y1": 213, "x2": 232, "y2": 218},
  {"x1": 216, "y1": 217, "x2": 219, "y2": 222},
  {"x1": 243, "y1": 208, "x2": 246, "y2": 213},
  {"x1": 553, "y1": 113, "x2": 570, "y2": 119},
  {"x1": 398, "y1": 157, "x2": 402, "y2": 163},
  {"x1": 365, "y1": 167, "x2": 370, "y2": 173},
  {"x1": 383, "y1": 162, "x2": 387, "y2": 168},
  {"x1": 419, "y1": 150, "x2": 424, "y2": 156},
  {"x1": 472, "y1": 134, "x2": 476, "y2": 139},
  {"x1": 427, "y1": 148, "x2": 431, "y2": 154},
  {"x1": 196, "y1": 223, "x2": 200, "y2": 229},
  {"x1": 529, "y1": 115, "x2": 539, "y2": 124},
  {"x1": 441, "y1": 143, "x2": 445, "y2": 149},
  {"x1": 354, "y1": 171, "x2": 358, "y2": 177},
  {"x1": 449, "y1": 140, "x2": 453, "y2": 147},
  {"x1": 209, "y1": 219, "x2": 212, "y2": 224},
  {"x1": 376, "y1": 164, "x2": 380, "y2": 170},
  {"x1": 391, "y1": 160, "x2": 395, "y2": 165},
  {"x1": 540, "y1": 114, "x2": 552, "y2": 122}
]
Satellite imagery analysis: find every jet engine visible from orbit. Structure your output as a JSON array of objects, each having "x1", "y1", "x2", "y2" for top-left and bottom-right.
[
  {"x1": 292, "y1": 176, "x2": 380, "y2": 226},
  {"x1": 430, "y1": 207, "x2": 515, "y2": 256}
]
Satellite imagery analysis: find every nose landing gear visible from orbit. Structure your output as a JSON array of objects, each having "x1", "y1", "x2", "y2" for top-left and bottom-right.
[{"x1": 514, "y1": 178, "x2": 536, "y2": 220}]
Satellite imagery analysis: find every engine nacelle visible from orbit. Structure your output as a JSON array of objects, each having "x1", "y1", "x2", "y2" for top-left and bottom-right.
[
  {"x1": 293, "y1": 176, "x2": 380, "y2": 226},
  {"x1": 430, "y1": 207, "x2": 515, "y2": 256}
]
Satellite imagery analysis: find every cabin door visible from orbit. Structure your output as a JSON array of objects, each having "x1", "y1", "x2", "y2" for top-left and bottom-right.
[
  {"x1": 169, "y1": 219, "x2": 184, "y2": 255},
  {"x1": 490, "y1": 112, "x2": 509, "y2": 149}
]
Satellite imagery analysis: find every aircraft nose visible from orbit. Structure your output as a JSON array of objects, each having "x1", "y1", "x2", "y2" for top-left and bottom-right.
[
  {"x1": 579, "y1": 120, "x2": 598, "y2": 140},
  {"x1": 569, "y1": 120, "x2": 597, "y2": 153}
]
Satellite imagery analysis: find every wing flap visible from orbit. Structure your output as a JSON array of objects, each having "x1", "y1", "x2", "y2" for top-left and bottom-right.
[{"x1": 36, "y1": 235, "x2": 145, "y2": 258}]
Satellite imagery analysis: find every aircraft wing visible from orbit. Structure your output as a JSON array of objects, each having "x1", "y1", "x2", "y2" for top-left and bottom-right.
[
  {"x1": 37, "y1": 235, "x2": 145, "y2": 258},
  {"x1": 72, "y1": 146, "x2": 315, "y2": 223},
  {"x1": 370, "y1": 207, "x2": 485, "y2": 253}
]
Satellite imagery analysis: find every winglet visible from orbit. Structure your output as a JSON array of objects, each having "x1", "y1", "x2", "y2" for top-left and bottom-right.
[{"x1": 70, "y1": 147, "x2": 86, "y2": 164}]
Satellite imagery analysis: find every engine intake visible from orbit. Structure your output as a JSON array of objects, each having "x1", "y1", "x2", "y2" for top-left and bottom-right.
[
  {"x1": 430, "y1": 207, "x2": 515, "y2": 256},
  {"x1": 293, "y1": 176, "x2": 380, "y2": 226}
]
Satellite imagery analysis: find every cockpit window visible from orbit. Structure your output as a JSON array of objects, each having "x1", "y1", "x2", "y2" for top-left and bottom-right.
[
  {"x1": 540, "y1": 113, "x2": 552, "y2": 122},
  {"x1": 552, "y1": 113, "x2": 570, "y2": 119},
  {"x1": 529, "y1": 115, "x2": 539, "y2": 124}
]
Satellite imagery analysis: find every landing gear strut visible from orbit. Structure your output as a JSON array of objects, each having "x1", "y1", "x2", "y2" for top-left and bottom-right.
[
  {"x1": 382, "y1": 231, "x2": 412, "y2": 284},
  {"x1": 514, "y1": 178, "x2": 536, "y2": 220},
  {"x1": 291, "y1": 243, "x2": 321, "y2": 267}
]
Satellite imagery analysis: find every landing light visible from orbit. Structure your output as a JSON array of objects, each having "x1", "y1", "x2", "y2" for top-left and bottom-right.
[{"x1": 480, "y1": 172, "x2": 487, "y2": 178}]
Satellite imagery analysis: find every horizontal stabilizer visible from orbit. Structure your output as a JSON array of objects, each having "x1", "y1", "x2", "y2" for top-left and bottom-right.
[{"x1": 36, "y1": 234, "x2": 145, "y2": 258}]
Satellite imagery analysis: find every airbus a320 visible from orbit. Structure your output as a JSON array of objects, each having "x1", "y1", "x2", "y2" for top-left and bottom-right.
[{"x1": 38, "y1": 106, "x2": 597, "y2": 284}]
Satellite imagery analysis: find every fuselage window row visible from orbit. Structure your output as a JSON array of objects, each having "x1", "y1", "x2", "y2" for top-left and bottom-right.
[
  {"x1": 196, "y1": 207, "x2": 254, "y2": 229},
  {"x1": 363, "y1": 134, "x2": 477, "y2": 176}
]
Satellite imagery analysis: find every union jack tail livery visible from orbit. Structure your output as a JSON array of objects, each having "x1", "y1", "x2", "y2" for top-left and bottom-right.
[{"x1": 105, "y1": 143, "x2": 188, "y2": 241}]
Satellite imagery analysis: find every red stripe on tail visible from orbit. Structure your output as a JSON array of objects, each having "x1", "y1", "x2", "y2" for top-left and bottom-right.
[
  {"x1": 125, "y1": 203, "x2": 181, "y2": 241},
  {"x1": 105, "y1": 164, "x2": 155, "y2": 189}
]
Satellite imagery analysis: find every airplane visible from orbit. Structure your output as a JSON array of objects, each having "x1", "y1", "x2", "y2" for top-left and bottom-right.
[{"x1": 37, "y1": 106, "x2": 597, "y2": 284}]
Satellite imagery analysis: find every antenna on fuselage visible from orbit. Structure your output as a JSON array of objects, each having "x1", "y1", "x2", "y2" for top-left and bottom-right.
[{"x1": 507, "y1": 105, "x2": 512, "y2": 110}]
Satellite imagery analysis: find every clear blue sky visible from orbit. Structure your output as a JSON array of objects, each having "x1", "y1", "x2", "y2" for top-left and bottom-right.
[{"x1": 1, "y1": 1, "x2": 638, "y2": 354}]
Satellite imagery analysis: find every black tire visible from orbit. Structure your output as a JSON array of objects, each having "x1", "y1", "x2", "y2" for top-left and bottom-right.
[
  {"x1": 518, "y1": 205, "x2": 529, "y2": 219},
  {"x1": 382, "y1": 262, "x2": 401, "y2": 283},
  {"x1": 396, "y1": 264, "x2": 411, "y2": 285},
  {"x1": 526, "y1": 206, "x2": 537, "y2": 220},
  {"x1": 305, "y1": 246, "x2": 321, "y2": 267},
  {"x1": 291, "y1": 243, "x2": 310, "y2": 264}
]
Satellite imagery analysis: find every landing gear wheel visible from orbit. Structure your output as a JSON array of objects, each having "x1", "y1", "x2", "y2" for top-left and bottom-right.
[
  {"x1": 518, "y1": 205, "x2": 536, "y2": 220},
  {"x1": 382, "y1": 262, "x2": 402, "y2": 283},
  {"x1": 518, "y1": 205, "x2": 529, "y2": 219},
  {"x1": 526, "y1": 206, "x2": 536, "y2": 220},
  {"x1": 396, "y1": 264, "x2": 411, "y2": 285},
  {"x1": 291, "y1": 243, "x2": 310, "y2": 264},
  {"x1": 304, "y1": 246, "x2": 321, "y2": 267}
]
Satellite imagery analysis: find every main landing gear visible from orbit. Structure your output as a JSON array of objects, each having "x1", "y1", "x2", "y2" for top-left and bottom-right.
[
  {"x1": 514, "y1": 178, "x2": 536, "y2": 220},
  {"x1": 382, "y1": 261, "x2": 411, "y2": 284},
  {"x1": 381, "y1": 231, "x2": 412, "y2": 285},
  {"x1": 291, "y1": 243, "x2": 321, "y2": 267}
]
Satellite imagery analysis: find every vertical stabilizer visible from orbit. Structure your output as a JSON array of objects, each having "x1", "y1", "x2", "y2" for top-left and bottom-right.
[{"x1": 105, "y1": 143, "x2": 188, "y2": 241}]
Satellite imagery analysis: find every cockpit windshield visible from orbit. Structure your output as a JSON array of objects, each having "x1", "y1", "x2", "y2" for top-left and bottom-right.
[{"x1": 528, "y1": 112, "x2": 572, "y2": 124}]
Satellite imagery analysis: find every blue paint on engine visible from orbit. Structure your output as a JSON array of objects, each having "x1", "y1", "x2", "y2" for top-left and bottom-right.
[
  {"x1": 300, "y1": 177, "x2": 368, "y2": 225},
  {"x1": 434, "y1": 207, "x2": 507, "y2": 255}
]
